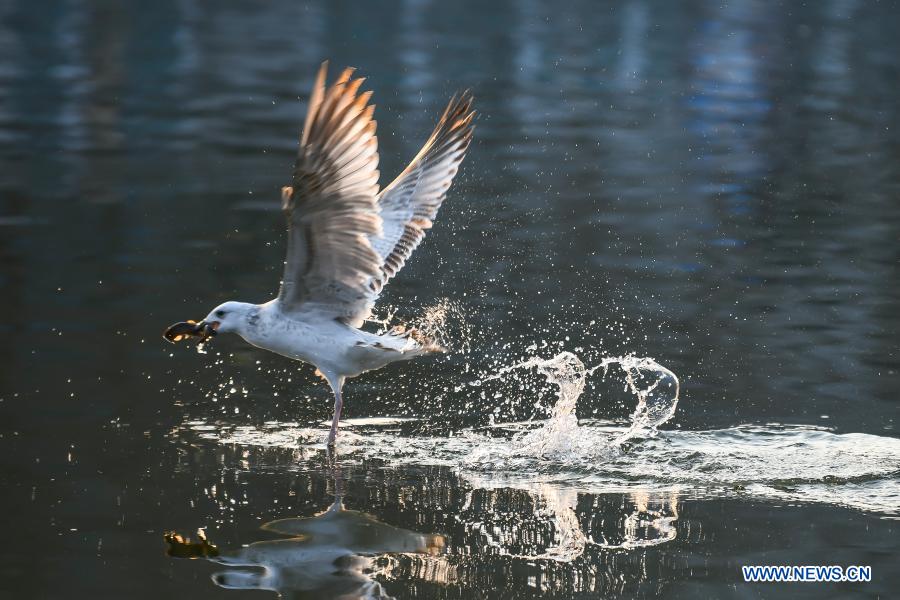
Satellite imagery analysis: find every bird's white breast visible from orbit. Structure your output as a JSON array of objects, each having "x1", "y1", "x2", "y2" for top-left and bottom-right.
[{"x1": 238, "y1": 305, "x2": 359, "y2": 374}]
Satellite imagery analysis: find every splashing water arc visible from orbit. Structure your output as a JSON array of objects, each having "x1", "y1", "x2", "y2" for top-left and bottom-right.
[
  {"x1": 182, "y1": 347, "x2": 900, "y2": 518},
  {"x1": 467, "y1": 351, "x2": 681, "y2": 464}
]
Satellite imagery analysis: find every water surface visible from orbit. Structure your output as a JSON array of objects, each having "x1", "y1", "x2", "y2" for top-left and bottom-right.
[{"x1": 1, "y1": 0, "x2": 899, "y2": 598}]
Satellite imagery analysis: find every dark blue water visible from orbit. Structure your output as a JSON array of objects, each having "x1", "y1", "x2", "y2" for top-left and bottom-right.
[{"x1": 1, "y1": 0, "x2": 898, "y2": 598}]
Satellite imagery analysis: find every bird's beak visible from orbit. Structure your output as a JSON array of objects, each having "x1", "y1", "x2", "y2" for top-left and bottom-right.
[{"x1": 163, "y1": 320, "x2": 219, "y2": 344}]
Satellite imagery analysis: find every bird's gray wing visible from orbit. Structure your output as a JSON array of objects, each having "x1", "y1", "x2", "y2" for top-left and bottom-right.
[
  {"x1": 278, "y1": 62, "x2": 383, "y2": 325},
  {"x1": 368, "y1": 92, "x2": 475, "y2": 295}
]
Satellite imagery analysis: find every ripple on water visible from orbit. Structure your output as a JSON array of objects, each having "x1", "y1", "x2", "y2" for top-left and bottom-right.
[{"x1": 178, "y1": 351, "x2": 900, "y2": 518}]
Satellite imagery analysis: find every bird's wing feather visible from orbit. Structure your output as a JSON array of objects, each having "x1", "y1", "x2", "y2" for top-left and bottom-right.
[
  {"x1": 278, "y1": 62, "x2": 383, "y2": 325},
  {"x1": 369, "y1": 92, "x2": 475, "y2": 294}
]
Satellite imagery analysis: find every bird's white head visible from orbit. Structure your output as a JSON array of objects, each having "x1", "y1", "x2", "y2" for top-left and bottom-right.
[
  {"x1": 163, "y1": 301, "x2": 257, "y2": 344},
  {"x1": 202, "y1": 301, "x2": 256, "y2": 334}
]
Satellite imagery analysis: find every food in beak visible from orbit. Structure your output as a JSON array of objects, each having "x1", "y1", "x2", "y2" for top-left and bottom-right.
[{"x1": 163, "y1": 320, "x2": 218, "y2": 343}]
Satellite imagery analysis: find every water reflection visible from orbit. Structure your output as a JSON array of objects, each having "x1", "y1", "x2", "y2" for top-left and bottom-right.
[
  {"x1": 3, "y1": 0, "x2": 900, "y2": 597},
  {"x1": 167, "y1": 461, "x2": 443, "y2": 599},
  {"x1": 171, "y1": 502, "x2": 442, "y2": 598},
  {"x1": 456, "y1": 480, "x2": 680, "y2": 558},
  {"x1": 167, "y1": 449, "x2": 684, "y2": 597}
]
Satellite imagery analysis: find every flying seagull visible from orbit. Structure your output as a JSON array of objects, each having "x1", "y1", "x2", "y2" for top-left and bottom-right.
[{"x1": 164, "y1": 62, "x2": 475, "y2": 446}]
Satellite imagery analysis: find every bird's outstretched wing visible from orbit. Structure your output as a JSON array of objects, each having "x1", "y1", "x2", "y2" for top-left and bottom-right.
[
  {"x1": 278, "y1": 62, "x2": 383, "y2": 323},
  {"x1": 368, "y1": 92, "x2": 475, "y2": 294}
]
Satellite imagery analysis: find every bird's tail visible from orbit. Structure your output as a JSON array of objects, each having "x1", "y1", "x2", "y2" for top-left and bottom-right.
[
  {"x1": 388, "y1": 324, "x2": 446, "y2": 354},
  {"x1": 344, "y1": 326, "x2": 445, "y2": 377}
]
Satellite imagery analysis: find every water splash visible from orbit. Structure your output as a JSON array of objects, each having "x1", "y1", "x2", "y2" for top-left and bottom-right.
[
  {"x1": 370, "y1": 298, "x2": 473, "y2": 353},
  {"x1": 177, "y1": 349, "x2": 900, "y2": 519},
  {"x1": 467, "y1": 351, "x2": 680, "y2": 464},
  {"x1": 590, "y1": 355, "x2": 680, "y2": 444}
]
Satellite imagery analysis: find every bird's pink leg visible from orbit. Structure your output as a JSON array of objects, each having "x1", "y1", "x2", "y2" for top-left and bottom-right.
[{"x1": 325, "y1": 374, "x2": 345, "y2": 447}]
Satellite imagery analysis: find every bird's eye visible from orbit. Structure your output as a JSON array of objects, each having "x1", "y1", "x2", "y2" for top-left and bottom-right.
[{"x1": 215, "y1": 310, "x2": 226, "y2": 318}]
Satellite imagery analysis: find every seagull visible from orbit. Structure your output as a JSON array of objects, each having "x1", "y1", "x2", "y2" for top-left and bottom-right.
[{"x1": 164, "y1": 62, "x2": 475, "y2": 446}]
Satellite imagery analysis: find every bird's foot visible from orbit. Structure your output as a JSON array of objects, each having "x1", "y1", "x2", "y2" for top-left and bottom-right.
[{"x1": 325, "y1": 436, "x2": 338, "y2": 462}]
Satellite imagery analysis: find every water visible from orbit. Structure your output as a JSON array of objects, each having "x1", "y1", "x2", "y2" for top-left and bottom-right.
[
  {"x1": 1, "y1": 0, "x2": 900, "y2": 598},
  {"x1": 184, "y1": 351, "x2": 899, "y2": 519}
]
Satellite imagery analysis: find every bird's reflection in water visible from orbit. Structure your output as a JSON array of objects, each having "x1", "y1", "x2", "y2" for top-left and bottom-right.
[
  {"x1": 165, "y1": 446, "x2": 686, "y2": 596},
  {"x1": 166, "y1": 464, "x2": 443, "y2": 599},
  {"x1": 213, "y1": 501, "x2": 443, "y2": 598}
]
